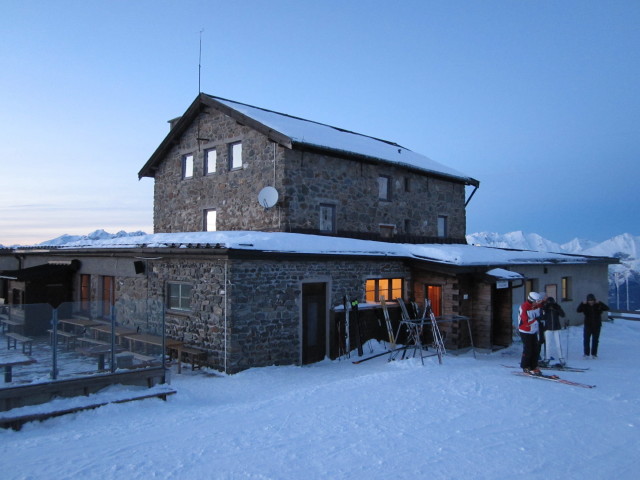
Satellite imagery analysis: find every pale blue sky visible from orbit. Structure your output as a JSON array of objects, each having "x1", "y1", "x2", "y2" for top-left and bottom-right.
[{"x1": 1, "y1": 0, "x2": 638, "y2": 246}]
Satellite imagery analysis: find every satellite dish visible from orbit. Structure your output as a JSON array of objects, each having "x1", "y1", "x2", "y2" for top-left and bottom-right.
[{"x1": 258, "y1": 186, "x2": 279, "y2": 208}]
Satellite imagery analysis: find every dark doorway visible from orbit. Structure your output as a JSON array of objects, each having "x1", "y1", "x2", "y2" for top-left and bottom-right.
[
  {"x1": 492, "y1": 285, "x2": 512, "y2": 348},
  {"x1": 302, "y1": 283, "x2": 327, "y2": 364}
]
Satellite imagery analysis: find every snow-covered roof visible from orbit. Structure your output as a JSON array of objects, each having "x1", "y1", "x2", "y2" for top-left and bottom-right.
[
  {"x1": 211, "y1": 96, "x2": 477, "y2": 184},
  {"x1": 29, "y1": 231, "x2": 615, "y2": 268},
  {"x1": 139, "y1": 94, "x2": 479, "y2": 186},
  {"x1": 485, "y1": 268, "x2": 525, "y2": 280}
]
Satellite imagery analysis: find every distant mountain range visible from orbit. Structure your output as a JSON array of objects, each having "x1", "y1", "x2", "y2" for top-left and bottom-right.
[{"x1": 467, "y1": 231, "x2": 639, "y2": 311}]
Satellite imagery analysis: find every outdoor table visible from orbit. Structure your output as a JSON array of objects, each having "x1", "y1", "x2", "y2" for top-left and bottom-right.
[
  {"x1": 58, "y1": 317, "x2": 104, "y2": 332},
  {"x1": 0, "y1": 352, "x2": 36, "y2": 382},
  {"x1": 77, "y1": 345, "x2": 125, "y2": 371},
  {"x1": 122, "y1": 333, "x2": 184, "y2": 370},
  {"x1": 91, "y1": 324, "x2": 139, "y2": 345},
  {"x1": 0, "y1": 318, "x2": 24, "y2": 334}
]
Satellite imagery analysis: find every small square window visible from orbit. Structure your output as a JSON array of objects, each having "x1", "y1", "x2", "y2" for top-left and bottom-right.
[
  {"x1": 229, "y1": 142, "x2": 242, "y2": 170},
  {"x1": 182, "y1": 153, "x2": 194, "y2": 179},
  {"x1": 168, "y1": 283, "x2": 192, "y2": 311},
  {"x1": 205, "y1": 148, "x2": 217, "y2": 175}
]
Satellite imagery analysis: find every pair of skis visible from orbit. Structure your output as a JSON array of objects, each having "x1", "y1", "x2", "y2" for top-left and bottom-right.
[
  {"x1": 503, "y1": 364, "x2": 595, "y2": 388},
  {"x1": 352, "y1": 295, "x2": 403, "y2": 364},
  {"x1": 339, "y1": 294, "x2": 364, "y2": 359},
  {"x1": 510, "y1": 370, "x2": 595, "y2": 389}
]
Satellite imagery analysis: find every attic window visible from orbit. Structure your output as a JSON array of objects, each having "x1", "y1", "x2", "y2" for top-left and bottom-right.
[
  {"x1": 229, "y1": 142, "x2": 242, "y2": 170},
  {"x1": 182, "y1": 153, "x2": 194, "y2": 179},
  {"x1": 205, "y1": 148, "x2": 217, "y2": 175}
]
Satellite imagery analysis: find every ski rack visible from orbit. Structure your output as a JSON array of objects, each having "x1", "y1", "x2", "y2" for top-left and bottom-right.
[
  {"x1": 425, "y1": 300, "x2": 446, "y2": 364},
  {"x1": 397, "y1": 298, "x2": 446, "y2": 365}
]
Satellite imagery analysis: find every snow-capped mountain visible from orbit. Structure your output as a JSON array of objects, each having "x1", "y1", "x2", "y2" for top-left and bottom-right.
[
  {"x1": 467, "y1": 231, "x2": 640, "y2": 310},
  {"x1": 37, "y1": 229, "x2": 148, "y2": 247}
]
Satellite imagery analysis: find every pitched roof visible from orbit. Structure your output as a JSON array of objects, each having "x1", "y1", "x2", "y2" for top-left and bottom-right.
[{"x1": 138, "y1": 94, "x2": 480, "y2": 187}]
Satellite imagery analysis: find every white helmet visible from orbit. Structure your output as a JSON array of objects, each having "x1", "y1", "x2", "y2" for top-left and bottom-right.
[{"x1": 528, "y1": 291, "x2": 543, "y2": 303}]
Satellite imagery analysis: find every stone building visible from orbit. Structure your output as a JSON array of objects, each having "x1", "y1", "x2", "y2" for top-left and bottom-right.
[
  {"x1": 0, "y1": 94, "x2": 617, "y2": 374},
  {"x1": 139, "y1": 94, "x2": 479, "y2": 243}
]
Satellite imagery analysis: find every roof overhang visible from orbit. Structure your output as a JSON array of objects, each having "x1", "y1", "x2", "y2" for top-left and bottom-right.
[{"x1": 0, "y1": 261, "x2": 80, "y2": 281}]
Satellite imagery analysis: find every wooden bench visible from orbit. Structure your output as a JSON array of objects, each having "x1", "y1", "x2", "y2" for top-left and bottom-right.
[
  {"x1": 5, "y1": 333, "x2": 34, "y2": 355},
  {"x1": 0, "y1": 386, "x2": 176, "y2": 430},
  {"x1": 47, "y1": 329, "x2": 78, "y2": 350},
  {"x1": 76, "y1": 337, "x2": 110, "y2": 347},
  {"x1": 1, "y1": 318, "x2": 25, "y2": 335},
  {"x1": 178, "y1": 346, "x2": 207, "y2": 372}
]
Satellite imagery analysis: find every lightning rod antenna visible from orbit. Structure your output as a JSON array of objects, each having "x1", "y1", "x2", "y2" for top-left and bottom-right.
[{"x1": 198, "y1": 29, "x2": 204, "y2": 94}]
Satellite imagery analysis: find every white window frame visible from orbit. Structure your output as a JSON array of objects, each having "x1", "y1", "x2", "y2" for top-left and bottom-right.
[
  {"x1": 204, "y1": 209, "x2": 217, "y2": 232},
  {"x1": 167, "y1": 282, "x2": 193, "y2": 312},
  {"x1": 378, "y1": 175, "x2": 391, "y2": 201},
  {"x1": 182, "y1": 153, "x2": 194, "y2": 179},
  {"x1": 319, "y1": 204, "x2": 336, "y2": 233},
  {"x1": 204, "y1": 148, "x2": 217, "y2": 175},
  {"x1": 229, "y1": 142, "x2": 242, "y2": 170}
]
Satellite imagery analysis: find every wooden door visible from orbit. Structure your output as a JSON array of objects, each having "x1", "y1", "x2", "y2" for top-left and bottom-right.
[{"x1": 302, "y1": 283, "x2": 327, "y2": 364}]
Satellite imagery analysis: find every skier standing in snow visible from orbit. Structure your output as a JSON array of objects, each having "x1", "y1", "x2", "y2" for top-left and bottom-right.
[
  {"x1": 541, "y1": 297, "x2": 566, "y2": 366},
  {"x1": 519, "y1": 292, "x2": 545, "y2": 375},
  {"x1": 577, "y1": 293, "x2": 609, "y2": 358}
]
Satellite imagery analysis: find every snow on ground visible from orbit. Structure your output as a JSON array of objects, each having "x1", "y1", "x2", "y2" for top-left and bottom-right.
[{"x1": 1, "y1": 321, "x2": 639, "y2": 480}]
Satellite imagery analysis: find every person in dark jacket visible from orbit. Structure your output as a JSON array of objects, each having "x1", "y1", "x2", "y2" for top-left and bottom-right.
[
  {"x1": 541, "y1": 297, "x2": 566, "y2": 366},
  {"x1": 577, "y1": 293, "x2": 610, "y2": 358}
]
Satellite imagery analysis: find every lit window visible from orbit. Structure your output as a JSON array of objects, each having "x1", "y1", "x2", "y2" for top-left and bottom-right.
[
  {"x1": 365, "y1": 278, "x2": 403, "y2": 303},
  {"x1": 378, "y1": 175, "x2": 391, "y2": 201},
  {"x1": 205, "y1": 148, "x2": 216, "y2": 174},
  {"x1": 230, "y1": 142, "x2": 242, "y2": 170},
  {"x1": 168, "y1": 283, "x2": 192, "y2": 311},
  {"x1": 204, "y1": 209, "x2": 216, "y2": 232},
  {"x1": 437, "y1": 215, "x2": 448, "y2": 237},
  {"x1": 319, "y1": 204, "x2": 336, "y2": 233},
  {"x1": 182, "y1": 153, "x2": 194, "y2": 179}
]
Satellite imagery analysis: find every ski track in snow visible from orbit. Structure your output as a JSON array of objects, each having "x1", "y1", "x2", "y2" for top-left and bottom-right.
[{"x1": 1, "y1": 322, "x2": 640, "y2": 479}]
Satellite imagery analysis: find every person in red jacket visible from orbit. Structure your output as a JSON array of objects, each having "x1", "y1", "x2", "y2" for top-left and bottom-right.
[{"x1": 519, "y1": 291, "x2": 544, "y2": 375}]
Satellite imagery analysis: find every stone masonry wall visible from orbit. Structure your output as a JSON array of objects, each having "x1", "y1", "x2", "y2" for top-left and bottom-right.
[
  {"x1": 226, "y1": 257, "x2": 411, "y2": 373},
  {"x1": 152, "y1": 106, "x2": 468, "y2": 241},
  {"x1": 283, "y1": 149, "x2": 467, "y2": 239},
  {"x1": 153, "y1": 109, "x2": 285, "y2": 233},
  {"x1": 126, "y1": 254, "x2": 409, "y2": 373}
]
